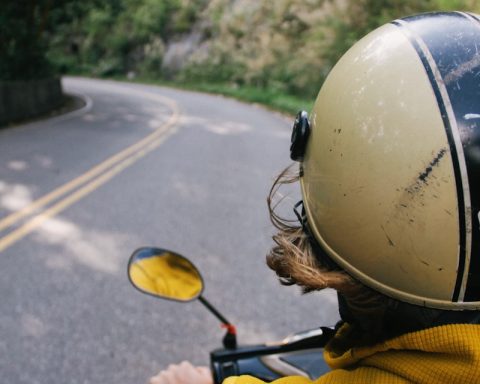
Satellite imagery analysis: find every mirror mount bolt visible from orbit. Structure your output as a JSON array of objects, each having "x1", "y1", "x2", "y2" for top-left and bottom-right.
[
  {"x1": 221, "y1": 324, "x2": 237, "y2": 349},
  {"x1": 199, "y1": 296, "x2": 238, "y2": 349}
]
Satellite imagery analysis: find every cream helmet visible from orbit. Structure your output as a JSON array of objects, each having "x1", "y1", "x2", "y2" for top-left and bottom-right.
[{"x1": 290, "y1": 12, "x2": 480, "y2": 310}]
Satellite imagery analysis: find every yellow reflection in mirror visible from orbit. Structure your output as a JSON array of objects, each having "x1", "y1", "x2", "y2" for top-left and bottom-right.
[{"x1": 129, "y1": 253, "x2": 203, "y2": 301}]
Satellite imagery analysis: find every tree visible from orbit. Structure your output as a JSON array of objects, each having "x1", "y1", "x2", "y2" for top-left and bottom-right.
[{"x1": 0, "y1": 0, "x2": 95, "y2": 81}]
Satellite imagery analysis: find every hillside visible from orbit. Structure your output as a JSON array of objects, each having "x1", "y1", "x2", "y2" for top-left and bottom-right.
[{"x1": 48, "y1": 0, "x2": 479, "y2": 102}]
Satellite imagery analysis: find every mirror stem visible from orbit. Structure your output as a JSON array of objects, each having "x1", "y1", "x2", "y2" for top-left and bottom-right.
[
  {"x1": 198, "y1": 295, "x2": 230, "y2": 324},
  {"x1": 198, "y1": 296, "x2": 237, "y2": 349}
]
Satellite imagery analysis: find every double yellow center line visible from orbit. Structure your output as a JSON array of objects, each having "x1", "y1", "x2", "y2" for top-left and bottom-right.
[{"x1": 0, "y1": 86, "x2": 180, "y2": 253}]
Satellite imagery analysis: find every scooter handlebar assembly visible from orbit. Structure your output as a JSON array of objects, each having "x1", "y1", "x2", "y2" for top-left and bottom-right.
[{"x1": 211, "y1": 327, "x2": 335, "y2": 383}]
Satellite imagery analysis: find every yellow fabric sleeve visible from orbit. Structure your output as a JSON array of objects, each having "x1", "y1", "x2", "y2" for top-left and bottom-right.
[
  {"x1": 223, "y1": 375, "x2": 312, "y2": 384},
  {"x1": 222, "y1": 324, "x2": 480, "y2": 384}
]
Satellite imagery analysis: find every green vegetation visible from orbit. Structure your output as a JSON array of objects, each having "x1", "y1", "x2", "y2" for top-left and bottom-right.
[
  {"x1": 3, "y1": 0, "x2": 480, "y2": 113},
  {"x1": 190, "y1": 83, "x2": 315, "y2": 115},
  {"x1": 0, "y1": 3, "x2": 52, "y2": 80},
  {"x1": 0, "y1": 1, "x2": 95, "y2": 81},
  {"x1": 125, "y1": 76, "x2": 314, "y2": 115}
]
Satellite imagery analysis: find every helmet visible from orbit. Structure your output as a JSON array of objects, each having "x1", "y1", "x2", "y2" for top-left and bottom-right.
[{"x1": 290, "y1": 12, "x2": 480, "y2": 310}]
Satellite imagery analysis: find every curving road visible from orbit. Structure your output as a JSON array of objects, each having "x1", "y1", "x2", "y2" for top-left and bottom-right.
[{"x1": 0, "y1": 77, "x2": 338, "y2": 384}]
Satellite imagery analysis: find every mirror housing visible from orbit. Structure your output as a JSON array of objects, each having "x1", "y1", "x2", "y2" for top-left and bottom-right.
[{"x1": 128, "y1": 247, "x2": 204, "y2": 302}]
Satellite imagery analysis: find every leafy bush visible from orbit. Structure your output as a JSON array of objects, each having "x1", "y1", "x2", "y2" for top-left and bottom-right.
[
  {"x1": 36, "y1": 0, "x2": 480, "y2": 101},
  {"x1": 0, "y1": 3, "x2": 52, "y2": 80}
]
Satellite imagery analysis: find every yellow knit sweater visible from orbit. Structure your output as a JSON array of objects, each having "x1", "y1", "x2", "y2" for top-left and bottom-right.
[{"x1": 224, "y1": 324, "x2": 480, "y2": 384}]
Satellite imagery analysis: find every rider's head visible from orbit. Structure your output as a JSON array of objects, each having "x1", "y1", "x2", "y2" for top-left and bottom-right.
[{"x1": 268, "y1": 11, "x2": 480, "y2": 338}]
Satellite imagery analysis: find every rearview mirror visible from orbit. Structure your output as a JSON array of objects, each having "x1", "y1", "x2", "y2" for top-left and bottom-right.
[{"x1": 128, "y1": 247, "x2": 204, "y2": 302}]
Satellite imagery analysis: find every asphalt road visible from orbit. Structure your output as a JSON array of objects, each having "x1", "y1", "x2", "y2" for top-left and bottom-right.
[{"x1": 0, "y1": 77, "x2": 339, "y2": 384}]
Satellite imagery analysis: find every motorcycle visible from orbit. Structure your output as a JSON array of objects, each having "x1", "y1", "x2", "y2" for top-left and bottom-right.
[{"x1": 127, "y1": 246, "x2": 334, "y2": 383}]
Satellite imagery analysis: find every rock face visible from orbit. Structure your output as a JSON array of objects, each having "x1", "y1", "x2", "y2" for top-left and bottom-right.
[
  {"x1": 158, "y1": 0, "x2": 343, "y2": 93},
  {"x1": 162, "y1": 30, "x2": 207, "y2": 76}
]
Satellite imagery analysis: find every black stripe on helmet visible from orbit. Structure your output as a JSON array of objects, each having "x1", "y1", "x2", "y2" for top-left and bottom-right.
[
  {"x1": 392, "y1": 12, "x2": 479, "y2": 302},
  {"x1": 404, "y1": 12, "x2": 480, "y2": 302},
  {"x1": 467, "y1": 12, "x2": 480, "y2": 23}
]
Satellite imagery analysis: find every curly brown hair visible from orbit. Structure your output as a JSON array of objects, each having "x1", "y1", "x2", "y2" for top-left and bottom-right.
[
  {"x1": 266, "y1": 164, "x2": 359, "y2": 294},
  {"x1": 266, "y1": 165, "x2": 394, "y2": 341},
  {"x1": 266, "y1": 165, "x2": 451, "y2": 345}
]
